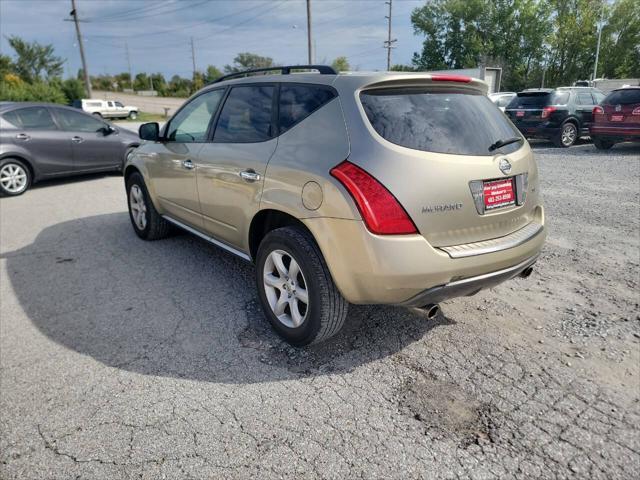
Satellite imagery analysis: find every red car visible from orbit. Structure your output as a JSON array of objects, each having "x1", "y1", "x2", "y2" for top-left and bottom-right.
[{"x1": 590, "y1": 86, "x2": 640, "y2": 149}]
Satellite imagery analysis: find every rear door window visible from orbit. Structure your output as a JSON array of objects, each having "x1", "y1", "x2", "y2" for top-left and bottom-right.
[
  {"x1": 2, "y1": 107, "x2": 58, "y2": 130},
  {"x1": 278, "y1": 84, "x2": 336, "y2": 133},
  {"x1": 577, "y1": 92, "x2": 595, "y2": 105},
  {"x1": 360, "y1": 88, "x2": 522, "y2": 156},
  {"x1": 214, "y1": 85, "x2": 274, "y2": 143},
  {"x1": 54, "y1": 108, "x2": 106, "y2": 133}
]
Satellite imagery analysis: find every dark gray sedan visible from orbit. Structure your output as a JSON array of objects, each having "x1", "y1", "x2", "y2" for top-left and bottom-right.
[{"x1": 0, "y1": 102, "x2": 140, "y2": 196}]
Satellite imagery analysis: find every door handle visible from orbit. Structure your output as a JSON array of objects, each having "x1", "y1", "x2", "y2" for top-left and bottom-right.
[
  {"x1": 239, "y1": 170, "x2": 261, "y2": 182},
  {"x1": 182, "y1": 159, "x2": 195, "y2": 170},
  {"x1": 71, "y1": 136, "x2": 84, "y2": 143},
  {"x1": 15, "y1": 133, "x2": 30, "y2": 141}
]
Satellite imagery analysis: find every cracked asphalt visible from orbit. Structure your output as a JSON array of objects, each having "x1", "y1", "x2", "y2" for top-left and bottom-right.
[{"x1": 1, "y1": 142, "x2": 639, "y2": 479}]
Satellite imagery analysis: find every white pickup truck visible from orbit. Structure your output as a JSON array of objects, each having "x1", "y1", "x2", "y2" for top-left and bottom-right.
[{"x1": 74, "y1": 99, "x2": 139, "y2": 120}]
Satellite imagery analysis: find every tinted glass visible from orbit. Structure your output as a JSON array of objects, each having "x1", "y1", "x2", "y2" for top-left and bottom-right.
[
  {"x1": 360, "y1": 88, "x2": 522, "y2": 156},
  {"x1": 3, "y1": 107, "x2": 57, "y2": 130},
  {"x1": 115, "y1": 101, "x2": 124, "y2": 107},
  {"x1": 214, "y1": 86, "x2": 274, "y2": 143},
  {"x1": 604, "y1": 89, "x2": 640, "y2": 105},
  {"x1": 593, "y1": 91, "x2": 606, "y2": 104},
  {"x1": 279, "y1": 85, "x2": 336, "y2": 133},
  {"x1": 55, "y1": 108, "x2": 106, "y2": 132},
  {"x1": 577, "y1": 93, "x2": 595, "y2": 105},
  {"x1": 166, "y1": 89, "x2": 224, "y2": 142},
  {"x1": 508, "y1": 91, "x2": 569, "y2": 108}
]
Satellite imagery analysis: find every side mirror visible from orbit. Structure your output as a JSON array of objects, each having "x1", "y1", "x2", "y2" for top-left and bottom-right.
[
  {"x1": 139, "y1": 122, "x2": 160, "y2": 141},
  {"x1": 100, "y1": 125, "x2": 116, "y2": 135}
]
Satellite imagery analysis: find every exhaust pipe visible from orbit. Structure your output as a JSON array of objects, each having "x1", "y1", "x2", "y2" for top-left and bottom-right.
[
  {"x1": 422, "y1": 304, "x2": 440, "y2": 320},
  {"x1": 520, "y1": 266, "x2": 534, "y2": 279}
]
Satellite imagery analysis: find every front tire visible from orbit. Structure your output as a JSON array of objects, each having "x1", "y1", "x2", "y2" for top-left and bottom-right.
[
  {"x1": 593, "y1": 137, "x2": 615, "y2": 150},
  {"x1": 0, "y1": 158, "x2": 31, "y2": 196},
  {"x1": 256, "y1": 226, "x2": 349, "y2": 346},
  {"x1": 92, "y1": 112, "x2": 103, "y2": 118},
  {"x1": 126, "y1": 172, "x2": 171, "y2": 240}
]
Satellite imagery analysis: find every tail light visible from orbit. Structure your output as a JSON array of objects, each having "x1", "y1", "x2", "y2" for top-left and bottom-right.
[
  {"x1": 593, "y1": 106, "x2": 604, "y2": 115},
  {"x1": 330, "y1": 161, "x2": 417, "y2": 235},
  {"x1": 541, "y1": 106, "x2": 557, "y2": 119},
  {"x1": 633, "y1": 107, "x2": 640, "y2": 115},
  {"x1": 431, "y1": 74, "x2": 472, "y2": 83}
]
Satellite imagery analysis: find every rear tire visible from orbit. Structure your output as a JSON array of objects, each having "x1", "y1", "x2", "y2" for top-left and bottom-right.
[
  {"x1": 126, "y1": 172, "x2": 171, "y2": 240},
  {"x1": 593, "y1": 137, "x2": 615, "y2": 150},
  {"x1": 128, "y1": 111, "x2": 138, "y2": 120},
  {"x1": 0, "y1": 158, "x2": 31, "y2": 197},
  {"x1": 554, "y1": 122, "x2": 578, "y2": 147},
  {"x1": 256, "y1": 226, "x2": 349, "y2": 346}
]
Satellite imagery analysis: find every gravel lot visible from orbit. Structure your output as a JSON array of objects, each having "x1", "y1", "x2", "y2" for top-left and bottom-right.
[{"x1": 1, "y1": 142, "x2": 638, "y2": 479}]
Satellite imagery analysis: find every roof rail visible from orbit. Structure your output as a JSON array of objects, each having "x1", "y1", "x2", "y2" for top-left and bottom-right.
[{"x1": 210, "y1": 65, "x2": 337, "y2": 84}]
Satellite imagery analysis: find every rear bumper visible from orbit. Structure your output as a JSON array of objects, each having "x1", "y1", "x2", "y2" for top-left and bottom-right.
[
  {"x1": 590, "y1": 125, "x2": 640, "y2": 139},
  {"x1": 397, "y1": 254, "x2": 538, "y2": 307},
  {"x1": 303, "y1": 206, "x2": 546, "y2": 305},
  {"x1": 514, "y1": 123, "x2": 560, "y2": 139}
]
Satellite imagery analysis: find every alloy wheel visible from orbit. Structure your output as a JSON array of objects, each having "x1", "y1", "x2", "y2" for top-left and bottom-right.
[
  {"x1": 263, "y1": 249, "x2": 309, "y2": 328},
  {"x1": 129, "y1": 184, "x2": 147, "y2": 230},
  {"x1": 0, "y1": 163, "x2": 28, "y2": 194},
  {"x1": 561, "y1": 124, "x2": 577, "y2": 146}
]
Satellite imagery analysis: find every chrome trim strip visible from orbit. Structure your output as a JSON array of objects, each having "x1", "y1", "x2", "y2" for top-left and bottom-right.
[
  {"x1": 438, "y1": 221, "x2": 543, "y2": 258},
  {"x1": 162, "y1": 215, "x2": 252, "y2": 262}
]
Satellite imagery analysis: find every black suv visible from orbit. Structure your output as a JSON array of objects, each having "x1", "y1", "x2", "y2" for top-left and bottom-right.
[{"x1": 505, "y1": 87, "x2": 606, "y2": 147}]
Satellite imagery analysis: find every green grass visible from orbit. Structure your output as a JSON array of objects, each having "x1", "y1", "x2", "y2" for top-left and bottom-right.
[{"x1": 122, "y1": 112, "x2": 167, "y2": 122}]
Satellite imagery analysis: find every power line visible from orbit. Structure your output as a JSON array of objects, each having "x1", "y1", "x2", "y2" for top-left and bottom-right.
[
  {"x1": 89, "y1": 0, "x2": 210, "y2": 23},
  {"x1": 87, "y1": 1, "x2": 178, "y2": 22}
]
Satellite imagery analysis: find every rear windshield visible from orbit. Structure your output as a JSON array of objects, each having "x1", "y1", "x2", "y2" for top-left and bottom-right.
[
  {"x1": 604, "y1": 89, "x2": 640, "y2": 105},
  {"x1": 359, "y1": 88, "x2": 522, "y2": 156},
  {"x1": 508, "y1": 91, "x2": 569, "y2": 108}
]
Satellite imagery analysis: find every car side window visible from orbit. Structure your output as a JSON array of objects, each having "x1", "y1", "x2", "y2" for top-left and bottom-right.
[
  {"x1": 214, "y1": 85, "x2": 274, "y2": 143},
  {"x1": 54, "y1": 108, "x2": 106, "y2": 133},
  {"x1": 166, "y1": 89, "x2": 225, "y2": 143},
  {"x1": 107, "y1": 101, "x2": 114, "y2": 107},
  {"x1": 496, "y1": 96, "x2": 512, "y2": 108},
  {"x1": 3, "y1": 107, "x2": 57, "y2": 130},
  {"x1": 279, "y1": 84, "x2": 336, "y2": 133},
  {"x1": 593, "y1": 92, "x2": 605, "y2": 104},
  {"x1": 577, "y1": 93, "x2": 594, "y2": 105}
]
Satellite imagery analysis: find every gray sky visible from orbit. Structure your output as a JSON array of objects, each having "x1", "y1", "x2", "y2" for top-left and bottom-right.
[{"x1": 0, "y1": 0, "x2": 426, "y2": 78}]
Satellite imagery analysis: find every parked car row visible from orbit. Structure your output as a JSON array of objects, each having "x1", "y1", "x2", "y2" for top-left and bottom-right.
[
  {"x1": 0, "y1": 102, "x2": 139, "y2": 196},
  {"x1": 490, "y1": 85, "x2": 640, "y2": 148}
]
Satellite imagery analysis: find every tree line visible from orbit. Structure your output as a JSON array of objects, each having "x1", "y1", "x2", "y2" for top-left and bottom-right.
[
  {"x1": 0, "y1": 39, "x2": 351, "y2": 103},
  {"x1": 402, "y1": 0, "x2": 639, "y2": 91}
]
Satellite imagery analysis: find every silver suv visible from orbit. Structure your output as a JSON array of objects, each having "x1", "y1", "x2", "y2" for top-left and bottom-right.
[{"x1": 125, "y1": 65, "x2": 545, "y2": 346}]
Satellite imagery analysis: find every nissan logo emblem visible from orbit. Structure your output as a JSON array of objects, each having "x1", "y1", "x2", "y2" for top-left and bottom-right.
[{"x1": 499, "y1": 158, "x2": 512, "y2": 175}]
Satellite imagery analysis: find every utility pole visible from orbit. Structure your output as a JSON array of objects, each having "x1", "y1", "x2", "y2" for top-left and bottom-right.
[
  {"x1": 125, "y1": 40, "x2": 133, "y2": 90},
  {"x1": 384, "y1": 0, "x2": 397, "y2": 71},
  {"x1": 593, "y1": 3, "x2": 604, "y2": 81},
  {"x1": 306, "y1": 0, "x2": 313, "y2": 64},
  {"x1": 70, "y1": 0, "x2": 92, "y2": 97},
  {"x1": 190, "y1": 37, "x2": 197, "y2": 82}
]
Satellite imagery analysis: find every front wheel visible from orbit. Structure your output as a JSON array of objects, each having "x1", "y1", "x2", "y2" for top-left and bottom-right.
[
  {"x1": 256, "y1": 226, "x2": 349, "y2": 346},
  {"x1": 593, "y1": 137, "x2": 615, "y2": 150},
  {"x1": 0, "y1": 159, "x2": 31, "y2": 196},
  {"x1": 126, "y1": 172, "x2": 171, "y2": 240}
]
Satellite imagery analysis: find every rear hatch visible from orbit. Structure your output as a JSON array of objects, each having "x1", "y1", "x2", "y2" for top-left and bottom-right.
[
  {"x1": 353, "y1": 80, "x2": 540, "y2": 247},
  {"x1": 595, "y1": 88, "x2": 640, "y2": 127},
  {"x1": 505, "y1": 90, "x2": 569, "y2": 129}
]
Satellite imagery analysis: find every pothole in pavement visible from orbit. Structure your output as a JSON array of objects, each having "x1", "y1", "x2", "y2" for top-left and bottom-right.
[{"x1": 397, "y1": 374, "x2": 500, "y2": 447}]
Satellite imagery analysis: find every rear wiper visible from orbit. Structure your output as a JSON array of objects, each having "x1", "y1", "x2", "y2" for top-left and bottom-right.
[{"x1": 488, "y1": 136, "x2": 523, "y2": 152}]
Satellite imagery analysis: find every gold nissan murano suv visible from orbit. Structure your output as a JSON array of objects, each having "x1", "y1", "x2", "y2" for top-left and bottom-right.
[{"x1": 125, "y1": 65, "x2": 546, "y2": 346}]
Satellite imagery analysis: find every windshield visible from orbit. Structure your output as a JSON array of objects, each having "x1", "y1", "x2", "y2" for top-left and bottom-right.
[
  {"x1": 604, "y1": 89, "x2": 640, "y2": 105},
  {"x1": 360, "y1": 88, "x2": 522, "y2": 156}
]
